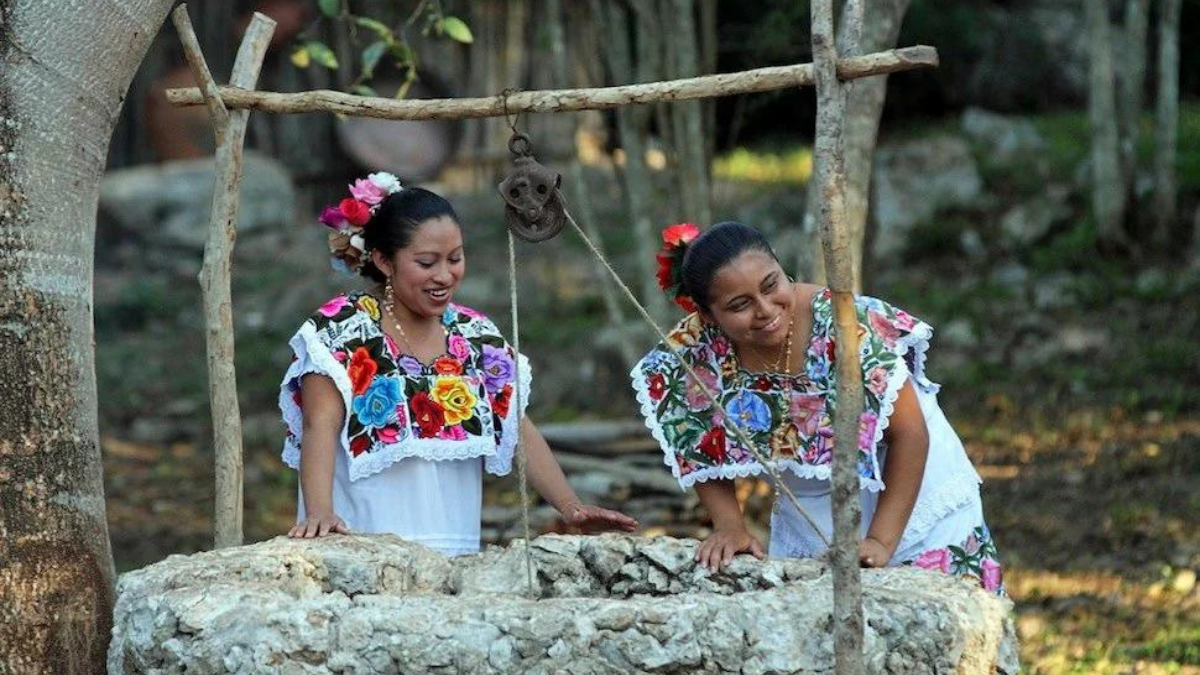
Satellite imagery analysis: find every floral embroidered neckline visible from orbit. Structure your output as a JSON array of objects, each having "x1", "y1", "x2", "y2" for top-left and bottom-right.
[{"x1": 360, "y1": 293, "x2": 460, "y2": 375}]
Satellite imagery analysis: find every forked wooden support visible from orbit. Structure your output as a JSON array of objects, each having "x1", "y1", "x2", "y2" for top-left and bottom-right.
[
  {"x1": 171, "y1": 4, "x2": 276, "y2": 550},
  {"x1": 812, "y1": 0, "x2": 869, "y2": 672}
]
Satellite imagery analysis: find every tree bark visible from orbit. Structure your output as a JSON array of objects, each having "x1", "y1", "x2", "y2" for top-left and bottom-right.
[
  {"x1": 1154, "y1": 0, "x2": 1181, "y2": 245},
  {"x1": 699, "y1": 0, "x2": 719, "y2": 181},
  {"x1": 811, "y1": 0, "x2": 867, "y2": 673},
  {"x1": 1087, "y1": 0, "x2": 1129, "y2": 247},
  {"x1": 555, "y1": 0, "x2": 643, "y2": 363},
  {"x1": 0, "y1": 1, "x2": 175, "y2": 672},
  {"x1": 1118, "y1": 0, "x2": 1149, "y2": 192},
  {"x1": 800, "y1": 0, "x2": 912, "y2": 288},
  {"x1": 594, "y1": 0, "x2": 671, "y2": 323},
  {"x1": 668, "y1": 0, "x2": 713, "y2": 227}
]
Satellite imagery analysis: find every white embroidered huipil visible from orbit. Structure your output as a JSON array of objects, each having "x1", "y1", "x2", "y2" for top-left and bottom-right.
[
  {"x1": 631, "y1": 290, "x2": 1003, "y2": 592},
  {"x1": 280, "y1": 292, "x2": 531, "y2": 557}
]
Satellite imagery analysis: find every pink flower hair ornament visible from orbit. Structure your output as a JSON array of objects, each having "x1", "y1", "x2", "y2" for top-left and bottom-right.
[{"x1": 321, "y1": 172, "x2": 404, "y2": 276}]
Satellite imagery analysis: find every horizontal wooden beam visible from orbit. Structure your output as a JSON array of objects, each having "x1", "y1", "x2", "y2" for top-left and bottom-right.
[{"x1": 165, "y1": 45, "x2": 937, "y2": 121}]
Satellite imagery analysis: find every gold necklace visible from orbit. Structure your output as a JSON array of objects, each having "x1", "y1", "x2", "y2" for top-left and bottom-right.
[
  {"x1": 382, "y1": 293, "x2": 445, "y2": 360},
  {"x1": 747, "y1": 315, "x2": 794, "y2": 373}
]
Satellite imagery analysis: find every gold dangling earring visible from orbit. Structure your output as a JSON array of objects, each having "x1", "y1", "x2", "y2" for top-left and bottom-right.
[{"x1": 383, "y1": 277, "x2": 394, "y2": 313}]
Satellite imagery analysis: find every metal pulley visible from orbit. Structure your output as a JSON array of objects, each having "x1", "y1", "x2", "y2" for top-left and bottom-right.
[{"x1": 497, "y1": 132, "x2": 566, "y2": 243}]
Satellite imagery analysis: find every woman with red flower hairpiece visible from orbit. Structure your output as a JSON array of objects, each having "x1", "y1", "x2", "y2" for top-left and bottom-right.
[
  {"x1": 632, "y1": 221, "x2": 1004, "y2": 595},
  {"x1": 280, "y1": 176, "x2": 636, "y2": 556}
]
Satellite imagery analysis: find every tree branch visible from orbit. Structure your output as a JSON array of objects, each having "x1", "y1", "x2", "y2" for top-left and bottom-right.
[{"x1": 171, "y1": 5, "x2": 230, "y2": 134}]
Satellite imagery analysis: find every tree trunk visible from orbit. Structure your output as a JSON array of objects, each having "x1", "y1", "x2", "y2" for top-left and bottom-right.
[
  {"x1": 699, "y1": 0, "x2": 719, "y2": 188},
  {"x1": 0, "y1": 1, "x2": 174, "y2": 672},
  {"x1": 667, "y1": 0, "x2": 712, "y2": 227},
  {"x1": 593, "y1": 0, "x2": 672, "y2": 323},
  {"x1": 1153, "y1": 0, "x2": 1181, "y2": 245},
  {"x1": 799, "y1": 0, "x2": 912, "y2": 288},
  {"x1": 1087, "y1": 0, "x2": 1129, "y2": 247},
  {"x1": 1118, "y1": 0, "x2": 1149, "y2": 192}
]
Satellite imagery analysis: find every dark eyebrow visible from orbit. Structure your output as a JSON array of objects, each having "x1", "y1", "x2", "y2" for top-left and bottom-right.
[
  {"x1": 723, "y1": 293, "x2": 750, "y2": 310},
  {"x1": 413, "y1": 246, "x2": 464, "y2": 257}
]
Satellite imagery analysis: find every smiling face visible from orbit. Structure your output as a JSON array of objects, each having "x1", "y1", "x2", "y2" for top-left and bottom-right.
[
  {"x1": 372, "y1": 215, "x2": 464, "y2": 321},
  {"x1": 703, "y1": 249, "x2": 795, "y2": 350}
]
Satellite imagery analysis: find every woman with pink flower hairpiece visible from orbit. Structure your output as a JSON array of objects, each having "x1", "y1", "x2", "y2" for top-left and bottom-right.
[
  {"x1": 281, "y1": 173, "x2": 637, "y2": 556},
  {"x1": 632, "y1": 221, "x2": 1004, "y2": 594}
]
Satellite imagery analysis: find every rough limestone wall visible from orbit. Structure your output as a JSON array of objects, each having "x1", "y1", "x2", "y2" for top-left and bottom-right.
[{"x1": 109, "y1": 534, "x2": 1018, "y2": 675}]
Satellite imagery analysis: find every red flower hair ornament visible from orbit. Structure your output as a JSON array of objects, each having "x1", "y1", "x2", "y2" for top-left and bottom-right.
[{"x1": 655, "y1": 223, "x2": 700, "y2": 313}]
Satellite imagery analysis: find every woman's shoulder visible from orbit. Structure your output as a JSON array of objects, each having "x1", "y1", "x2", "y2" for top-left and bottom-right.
[
  {"x1": 446, "y1": 303, "x2": 503, "y2": 338},
  {"x1": 636, "y1": 312, "x2": 716, "y2": 372},
  {"x1": 304, "y1": 291, "x2": 380, "y2": 330},
  {"x1": 852, "y1": 294, "x2": 926, "y2": 333}
]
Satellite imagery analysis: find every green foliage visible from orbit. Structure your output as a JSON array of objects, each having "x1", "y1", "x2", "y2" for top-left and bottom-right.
[
  {"x1": 317, "y1": 0, "x2": 339, "y2": 18},
  {"x1": 360, "y1": 40, "x2": 388, "y2": 77},
  {"x1": 304, "y1": 40, "x2": 339, "y2": 69},
  {"x1": 289, "y1": 1, "x2": 476, "y2": 97},
  {"x1": 1123, "y1": 625, "x2": 1200, "y2": 665},
  {"x1": 439, "y1": 16, "x2": 474, "y2": 44}
]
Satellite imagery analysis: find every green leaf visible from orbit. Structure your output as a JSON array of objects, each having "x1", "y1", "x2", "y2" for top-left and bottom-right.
[
  {"x1": 440, "y1": 15, "x2": 474, "y2": 44},
  {"x1": 317, "y1": 0, "x2": 340, "y2": 17},
  {"x1": 306, "y1": 40, "x2": 339, "y2": 69},
  {"x1": 404, "y1": 378, "x2": 421, "y2": 398},
  {"x1": 461, "y1": 416, "x2": 482, "y2": 436},
  {"x1": 354, "y1": 16, "x2": 394, "y2": 42},
  {"x1": 289, "y1": 45, "x2": 311, "y2": 68},
  {"x1": 360, "y1": 40, "x2": 388, "y2": 76},
  {"x1": 352, "y1": 84, "x2": 378, "y2": 97}
]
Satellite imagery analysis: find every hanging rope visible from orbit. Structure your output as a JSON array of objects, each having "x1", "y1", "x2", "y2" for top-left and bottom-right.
[
  {"x1": 497, "y1": 113, "x2": 828, "y2": 591},
  {"x1": 508, "y1": 231, "x2": 537, "y2": 596}
]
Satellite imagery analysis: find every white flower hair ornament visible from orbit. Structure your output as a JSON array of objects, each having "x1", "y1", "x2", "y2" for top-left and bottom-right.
[{"x1": 317, "y1": 171, "x2": 404, "y2": 275}]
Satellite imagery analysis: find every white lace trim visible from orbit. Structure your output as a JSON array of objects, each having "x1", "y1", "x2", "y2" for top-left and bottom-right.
[
  {"x1": 280, "y1": 322, "x2": 355, "y2": 472},
  {"x1": 902, "y1": 317, "x2": 940, "y2": 395},
  {"x1": 279, "y1": 321, "x2": 532, "y2": 481},
  {"x1": 864, "y1": 314, "x2": 938, "y2": 488},
  {"x1": 630, "y1": 361, "x2": 886, "y2": 493}
]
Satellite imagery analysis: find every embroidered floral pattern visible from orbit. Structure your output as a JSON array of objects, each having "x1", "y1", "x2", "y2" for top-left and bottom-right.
[
  {"x1": 287, "y1": 292, "x2": 524, "y2": 464},
  {"x1": 904, "y1": 525, "x2": 1005, "y2": 595},
  {"x1": 633, "y1": 290, "x2": 930, "y2": 489}
]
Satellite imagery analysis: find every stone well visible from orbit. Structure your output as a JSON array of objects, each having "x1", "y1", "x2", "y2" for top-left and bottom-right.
[{"x1": 108, "y1": 534, "x2": 1018, "y2": 674}]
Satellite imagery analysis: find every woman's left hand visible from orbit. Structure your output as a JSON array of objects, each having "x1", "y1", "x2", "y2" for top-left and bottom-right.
[
  {"x1": 561, "y1": 502, "x2": 639, "y2": 533},
  {"x1": 858, "y1": 537, "x2": 892, "y2": 568}
]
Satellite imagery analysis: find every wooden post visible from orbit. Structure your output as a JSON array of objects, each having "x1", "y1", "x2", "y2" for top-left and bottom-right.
[
  {"x1": 811, "y1": 0, "x2": 867, "y2": 672},
  {"x1": 172, "y1": 5, "x2": 276, "y2": 549}
]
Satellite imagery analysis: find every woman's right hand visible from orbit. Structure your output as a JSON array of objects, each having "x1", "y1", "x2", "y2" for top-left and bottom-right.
[
  {"x1": 696, "y1": 525, "x2": 766, "y2": 571},
  {"x1": 288, "y1": 512, "x2": 350, "y2": 538}
]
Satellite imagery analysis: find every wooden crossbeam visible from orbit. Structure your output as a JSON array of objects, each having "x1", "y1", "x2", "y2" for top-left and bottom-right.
[{"x1": 165, "y1": 46, "x2": 937, "y2": 121}]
